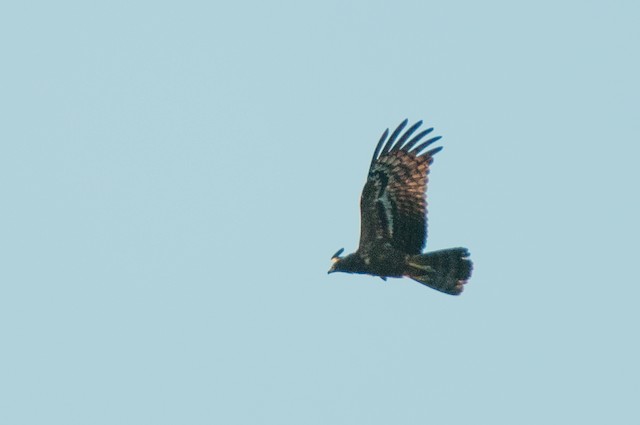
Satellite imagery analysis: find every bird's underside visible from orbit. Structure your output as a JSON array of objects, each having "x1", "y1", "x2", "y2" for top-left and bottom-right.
[{"x1": 328, "y1": 119, "x2": 473, "y2": 295}]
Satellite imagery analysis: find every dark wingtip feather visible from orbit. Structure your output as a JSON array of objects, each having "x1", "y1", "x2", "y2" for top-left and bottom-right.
[
  {"x1": 424, "y1": 146, "x2": 443, "y2": 157},
  {"x1": 392, "y1": 120, "x2": 423, "y2": 152},
  {"x1": 412, "y1": 136, "x2": 443, "y2": 155},
  {"x1": 402, "y1": 127, "x2": 434, "y2": 152},
  {"x1": 380, "y1": 119, "x2": 408, "y2": 156},
  {"x1": 370, "y1": 128, "x2": 389, "y2": 167}
]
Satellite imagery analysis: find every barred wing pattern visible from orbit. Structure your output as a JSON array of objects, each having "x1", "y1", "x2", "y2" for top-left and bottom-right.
[{"x1": 359, "y1": 119, "x2": 443, "y2": 255}]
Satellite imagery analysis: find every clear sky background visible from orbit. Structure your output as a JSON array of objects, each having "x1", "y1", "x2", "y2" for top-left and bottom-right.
[{"x1": 1, "y1": 1, "x2": 639, "y2": 424}]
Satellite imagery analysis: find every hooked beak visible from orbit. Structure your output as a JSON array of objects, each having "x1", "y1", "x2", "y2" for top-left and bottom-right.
[
  {"x1": 329, "y1": 248, "x2": 343, "y2": 274},
  {"x1": 328, "y1": 260, "x2": 339, "y2": 274},
  {"x1": 327, "y1": 248, "x2": 344, "y2": 274}
]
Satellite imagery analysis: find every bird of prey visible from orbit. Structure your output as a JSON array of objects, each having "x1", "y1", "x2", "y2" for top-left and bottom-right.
[{"x1": 328, "y1": 119, "x2": 473, "y2": 295}]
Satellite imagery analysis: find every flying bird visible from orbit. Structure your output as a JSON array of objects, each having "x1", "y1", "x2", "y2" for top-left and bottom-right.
[{"x1": 328, "y1": 119, "x2": 473, "y2": 295}]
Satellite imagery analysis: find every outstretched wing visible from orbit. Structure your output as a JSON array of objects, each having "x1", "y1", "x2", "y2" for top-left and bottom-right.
[{"x1": 359, "y1": 119, "x2": 442, "y2": 254}]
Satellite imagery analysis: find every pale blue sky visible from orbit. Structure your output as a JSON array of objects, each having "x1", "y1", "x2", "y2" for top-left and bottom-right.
[{"x1": 1, "y1": 1, "x2": 639, "y2": 424}]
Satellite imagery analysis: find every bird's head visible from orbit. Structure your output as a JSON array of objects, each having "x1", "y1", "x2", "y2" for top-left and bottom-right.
[
  {"x1": 327, "y1": 248, "x2": 344, "y2": 274},
  {"x1": 328, "y1": 248, "x2": 364, "y2": 274}
]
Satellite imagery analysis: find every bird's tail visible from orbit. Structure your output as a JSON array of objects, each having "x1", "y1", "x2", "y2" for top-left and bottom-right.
[{"x1": 405, "y1": 248, "x2": 473, "y2": 295}]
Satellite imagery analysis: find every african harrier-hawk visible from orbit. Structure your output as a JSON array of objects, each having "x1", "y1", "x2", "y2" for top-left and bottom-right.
[{"x1": 328, "y1": 119, "x2": 473, "y2": 295}]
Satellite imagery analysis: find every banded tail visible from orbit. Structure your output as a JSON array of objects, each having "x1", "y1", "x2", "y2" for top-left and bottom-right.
[{"x1": 406, "y1": 248, "x2": 473, "y2": 295}]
